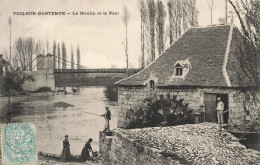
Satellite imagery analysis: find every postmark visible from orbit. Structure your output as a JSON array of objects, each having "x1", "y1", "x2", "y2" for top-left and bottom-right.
[{"x1": 2, "y1": 122, "x2": 37, "y2": 165}]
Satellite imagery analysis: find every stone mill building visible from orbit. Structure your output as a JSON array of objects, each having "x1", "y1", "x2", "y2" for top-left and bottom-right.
[{"x1": 115, "y1": 24, "x2": 259, "y2": 129}]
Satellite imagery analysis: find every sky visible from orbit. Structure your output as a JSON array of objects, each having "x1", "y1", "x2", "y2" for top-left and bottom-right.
[{"x1": 0, "y1": 0, "x2": 239, "y2": 68}]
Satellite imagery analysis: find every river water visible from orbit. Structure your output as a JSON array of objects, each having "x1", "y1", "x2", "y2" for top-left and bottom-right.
[{"x1": 0, "y1": 87, "x2": 118, "y2": 155}]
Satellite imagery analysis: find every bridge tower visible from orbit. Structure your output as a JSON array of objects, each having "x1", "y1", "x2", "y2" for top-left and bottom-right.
[
  {"x1": 37, "y1": 54, "x2": 45, "y2": 70},
  {"x1": 46, "y1": 53, "x2": 54, "y2": 71}
]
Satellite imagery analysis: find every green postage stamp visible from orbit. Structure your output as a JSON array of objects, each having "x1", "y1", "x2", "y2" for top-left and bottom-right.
[{"x1": 1, "y1": 122, "x2": 37, "y2": 165}]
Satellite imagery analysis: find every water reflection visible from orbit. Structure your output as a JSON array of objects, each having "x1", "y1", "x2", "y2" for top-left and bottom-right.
[{"x1": 0, "y1": 87, "x2": 118, "y2": 155}]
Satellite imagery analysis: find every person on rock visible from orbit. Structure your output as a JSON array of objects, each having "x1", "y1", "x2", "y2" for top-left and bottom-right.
[
  {"x1": 101, "y1": 106, "x2": 111, "y2": 132},
  {"x1": 61, "y1": 135, "x2": 71, "y2": 162},
  {"x1": 80, "y1": 138, "x2": 93, "y2": 161},
  {"x1": 216, "y1": 97, "x2": 224, "y2": 124}
]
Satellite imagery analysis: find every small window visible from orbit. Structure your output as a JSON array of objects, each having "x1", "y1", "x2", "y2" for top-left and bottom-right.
[
  {"x1": 150, "y1": 80, "x2": 155, "y2": 91},
  {"x1": 175, "y1": 67, "x2": 183, "y2": 76}
]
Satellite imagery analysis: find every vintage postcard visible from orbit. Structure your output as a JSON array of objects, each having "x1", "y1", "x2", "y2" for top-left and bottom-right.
[{"x1": 0, "y1": 0, "x2": 259, "y2": 164}]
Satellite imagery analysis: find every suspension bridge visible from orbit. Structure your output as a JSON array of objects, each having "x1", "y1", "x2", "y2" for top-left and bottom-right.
[{"x1": 23, "y1": 54, "x2": 140, "y2": 90}]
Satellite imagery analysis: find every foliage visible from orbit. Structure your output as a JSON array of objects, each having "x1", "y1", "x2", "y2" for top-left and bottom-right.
[
  {"x1": 77, "y1": 45, "x2": 81, "y2": 69},
  {"x1": 104, "y1": 84, "x2": 118, "y2": 101},
  {"x1": 128, "y1": 95, "x2": 194, "y2": 129},
  {"x1": 229, "y1": 0, "x2": 260, "y2": 129},
  {"x1": 121, "y1": 5, "x2": 131, "y2": 73},
  {"x1": 35, "y1": 87, "x2": 52, "y2": 93},
  {"x1": 62, "y1": 42, "x2": 67, "y2": 69},
  {"x1": 1, "y1": 70, "x2": 34, "y2": 101}
]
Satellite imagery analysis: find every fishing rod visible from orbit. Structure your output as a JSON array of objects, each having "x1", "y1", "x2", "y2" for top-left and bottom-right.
[{"x1": 79, "y1": 111, "x2": 102, "y2": 117}]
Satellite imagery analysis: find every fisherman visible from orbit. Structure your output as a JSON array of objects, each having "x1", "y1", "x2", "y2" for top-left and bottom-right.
[
  {"x1": 101, "y1": 106, "x2": 111, "y2": 132},
  {"x1": 216, "y1": 97, "x2": 224, "y2": 124},
  {"x1": 61, "y1": 135, "x2": 71, "y2": 162}
]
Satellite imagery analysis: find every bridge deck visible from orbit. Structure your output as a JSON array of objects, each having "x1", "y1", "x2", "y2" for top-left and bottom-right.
[{"x1": 54, "y1": 68, "x2": 141, "y2": 73}]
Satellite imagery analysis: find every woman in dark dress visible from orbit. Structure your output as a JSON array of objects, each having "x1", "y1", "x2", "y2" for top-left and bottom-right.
[
  {"x1": 80, "y1": 138, "x2": 93, "y2": 161},
  {"x1": 61, "y1": 135, "x2": 71, "y2": 162}
]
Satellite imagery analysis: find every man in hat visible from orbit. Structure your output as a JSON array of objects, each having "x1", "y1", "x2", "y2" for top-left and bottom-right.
[
  {"x1": 101, "y1": 106, "x2": 111, "y2": 132},
  {"x1": 216, "y1": 97, "x2": 224, "y2": 124}
]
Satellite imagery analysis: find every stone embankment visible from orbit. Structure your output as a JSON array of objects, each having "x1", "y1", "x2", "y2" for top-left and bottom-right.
[{"x1": 100, "y1": 123, "x2": 260, "y2": 165}]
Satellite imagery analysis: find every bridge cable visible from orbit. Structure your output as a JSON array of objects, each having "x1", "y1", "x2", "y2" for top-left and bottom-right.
[{"x1": 54, "y1": 56, "x2": 89, "y2": 69}]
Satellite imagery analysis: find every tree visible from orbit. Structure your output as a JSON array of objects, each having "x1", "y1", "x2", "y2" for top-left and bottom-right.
[
  {"x1": 139, "y1": 0, "x2": 147, "y2": 69},
  {"x1": 122, "y1": 5, "x2": 131, "y2": 74},
  {"x1": 71, "y1": 45, "x2": 74, "y2": 69},
  {"x1": 12, "y1": 37, "x2": 36, "y2": 71},
  {"x1": 147, "y1": 0, "x2": 156, "y2": 61},
  {"x1": 57, "y1": 43, "x2": 61, "y2": 69},
  {"x1": 156, "y1": 0, "x2": 166, "y2": 55},
  {"x1": 228, "y1": 0, "x2": 260, "y2": 128},
  {"x1": 168, "y1": 1, "x2": 174, "y2": 45},
  {"x1": 46, "y1": 39, "x2": 50, "y2": 53},
  {"x1": 1, "y1": 70, "x2": 34, "y2": 103},
  {"x1": 188, "y1": 0, "x2": 198, "y2": 27},
  {"x1": 53, "y1": 41, "x2": 56, "y2": 69},
  {"x1": 35, "y1": 40, "x2": 45, "y2": 55},
  {"x1": 167, "y1": 0, "x2": 198, "y2": 45},
  {"x1": 62, "y1": 42, "x2": 67, "y2": 69},
  {"x1": 77, "y1": 45, "x2": 81, "y2": 69},
  {"x1": 207, "y1": 0, "x2": 214, "y2": 24}
]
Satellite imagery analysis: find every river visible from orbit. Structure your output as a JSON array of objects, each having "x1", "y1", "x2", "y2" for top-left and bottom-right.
[{"x1": 0, "y1": 87, "x2": 118, "y2": 155}]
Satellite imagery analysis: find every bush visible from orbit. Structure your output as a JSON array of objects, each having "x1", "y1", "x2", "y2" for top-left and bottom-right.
[
  {"x1": 35, "y1": 87, "x2": 52, "y2": 93},
  {"x1": 104, "y1": 84, "x2": 118, "y2": 101}
]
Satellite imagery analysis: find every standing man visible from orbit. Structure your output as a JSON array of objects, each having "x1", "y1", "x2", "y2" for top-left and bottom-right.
[
  {"x1": 216, "y1": 97, "x2": 224, "y2": 124},
  {"x1": 101, "y1": 106, "x2": 111, "y2": 132}
]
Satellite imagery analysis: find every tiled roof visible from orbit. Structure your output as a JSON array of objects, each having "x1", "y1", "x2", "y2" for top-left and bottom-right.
[{"x1": 116, "y1": 24, "x2": 244, "y2": 87}]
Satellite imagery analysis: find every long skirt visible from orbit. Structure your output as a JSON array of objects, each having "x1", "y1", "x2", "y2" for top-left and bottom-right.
[
  {"x1": 80, "y1": 147, "x2": 90, "y2": 161},
  {"x1": 61, "y1": 148, "x2": 71, "y2": 162}
]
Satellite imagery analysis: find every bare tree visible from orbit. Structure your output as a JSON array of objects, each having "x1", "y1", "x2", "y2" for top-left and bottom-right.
[
  {"x1": 208, "y1": 0, "x2": 214, "y2": 24},
  {"x1": 122, "y1": 5, "x2": 131, "y2": 74},
  {"x1": 57, "y1": 43, "x2": 61, "y2": 69},
  {"x1": 12, "y1": 37, "x2": 36, "y2": 71},
  {"x1": 156, "y1": 0, "x2": 166, "y2": 55},
  {"x1": 62, "y1": 42, "x2": 66, "y2": 69},
  {"x1": 77, "y1": 45, "x2": 80, "y2": 69},
  {"x1": 71, "y1": 45, "x2": 74, "y2": 69}
]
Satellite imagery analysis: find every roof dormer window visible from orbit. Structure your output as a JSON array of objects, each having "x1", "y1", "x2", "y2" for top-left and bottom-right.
[
  {"x1": 172, "y1": 58, "x2": 192, "y2": 78},
  {"x1": 175, "y1": 67, "x2": 183, "y2": 76},
  {"x1": 150, "y1": 80, "x2": 155, "y2": 91}
]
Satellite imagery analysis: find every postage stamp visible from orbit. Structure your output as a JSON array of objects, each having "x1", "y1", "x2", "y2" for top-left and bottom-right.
[{"x1": 1, "y1": 122, "x2": 37, "y2": 165}]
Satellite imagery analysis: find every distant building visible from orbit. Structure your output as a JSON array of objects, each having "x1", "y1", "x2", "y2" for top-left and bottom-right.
[
  {"x1": 37, "y1": 54, "x2": 46, "y2": 70},
  {"x1": 0, "y1": 54, "x2": 11, "y2": 81},
  {"x1": 115, "y1": 24, "x2": 258, "y2": 128}
]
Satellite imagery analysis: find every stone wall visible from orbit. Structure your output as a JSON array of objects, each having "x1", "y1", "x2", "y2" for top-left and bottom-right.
[
  {"x1": 99, "y1": 131, "x2": 182, "y2": 165},
  {"x1": 22, "y1": 70, "x2": 55, "y2": 91},
  {"x1": 100, "y1": 124, "x2": 260, "y2": 164},
  {"x1": 117, "y1": 86, "x2": 249, "y2": 128}
]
